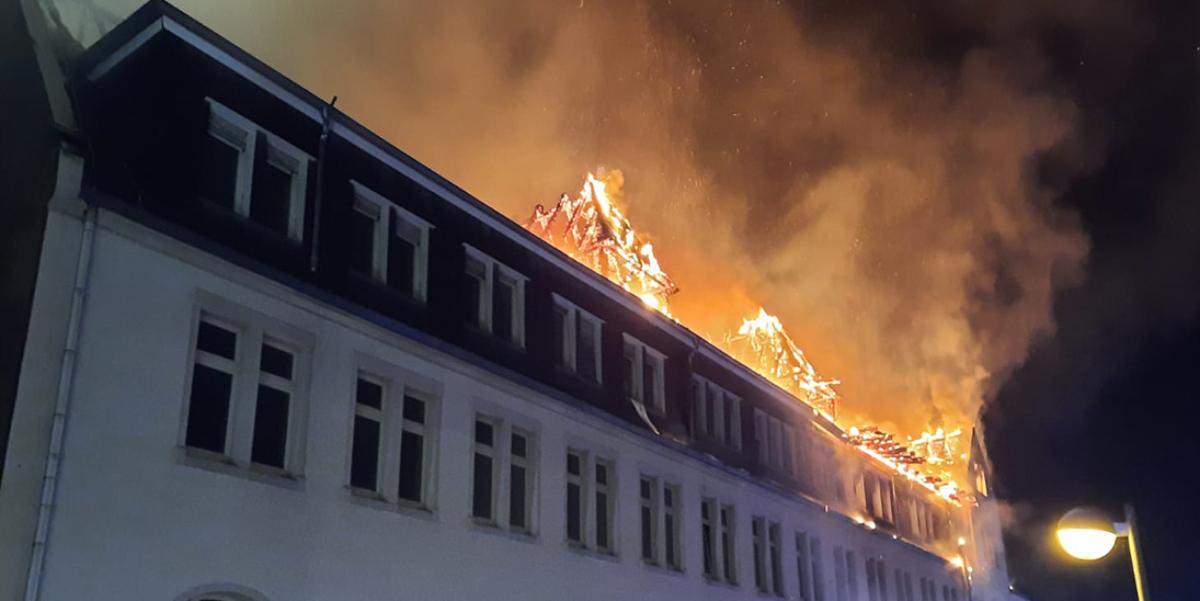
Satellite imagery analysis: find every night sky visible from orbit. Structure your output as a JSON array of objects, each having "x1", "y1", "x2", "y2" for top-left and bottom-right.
[{"x1": 973, "y1": 0, "x2": 1200, "y2": 599}]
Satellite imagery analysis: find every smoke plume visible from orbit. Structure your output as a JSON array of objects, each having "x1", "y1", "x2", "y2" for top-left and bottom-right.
[{"x1": 85, "y1": 0, "x2": 1100, "y2": 436}]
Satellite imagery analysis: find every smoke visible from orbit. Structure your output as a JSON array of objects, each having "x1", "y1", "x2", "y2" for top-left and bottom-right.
[{"x1": 86, "y1": 0, "x2": 1102, "y2": 436}]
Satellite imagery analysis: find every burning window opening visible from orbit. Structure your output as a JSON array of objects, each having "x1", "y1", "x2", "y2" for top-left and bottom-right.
[{"x1": 525, "y1": 171, "x2": 970, "y2": 505}]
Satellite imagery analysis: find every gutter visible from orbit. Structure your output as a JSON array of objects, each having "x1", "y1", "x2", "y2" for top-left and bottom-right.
[{"x1": 23, "y1": 206, "x2": 97, "y2": 601}]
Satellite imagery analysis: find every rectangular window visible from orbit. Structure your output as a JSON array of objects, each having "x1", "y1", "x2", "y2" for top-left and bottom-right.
[
  {"x1": 551, "y1": 294, "x2": 603, "y2": 384},
  {"x1": 509, "y1": 429, "x2": 533, "y2": 532},
  {"x1": 203, "y1": 99, "x2": 311, "y2": 242},
  {"x1": 689, "y1": 375, "x2": 742, "y2": 451},
  {"x1": 640, "y1": 476, "x2": 658, "y2": 564},
  {"x1": 846, "y1": 551, "x2": 859, "y2": 601},
  {"x1": 876, "y1": 558, "x2": 888, "y2": 601},
  {"x1": 566, "y1": 449, "x2": 585, "y2": 544},
  {"x1": 623, "y1": 335, "x2": 665, "y2": 414},
  {"x1": 769, "y1": 416, "x2": 784, "y2": 471},
  {"x1": 796, "y1": 532, "x2": 813, "y2": 601},
  {"x1": 184, "y1": 305, "x2": 310, "y2": 477},
  {"x1": 469, "y1": 415, "x2": 536, "y2": 532},
  {"x1": 812, "y1": 538, "x2": 825, "y2": 601},
  {"x1": 904, "y1": 573, "x2": 914, "y2": 601},
  {"x1": 348, "y1": 368, "x2": 434, "y2": 508},
  {"x1": 895, "y1": 570, "x2": 905, "y2": 601},
  {"x1": 720, "y1": 504, "x2": 737, "y2": 584},
  {"x1": 769, "y1": 522, "x2": 784, "y2": 596},
  {"x1": 754, "y1": 408, "x2": 769, "y2": 467},
  {"x1": 463, "y1": 245, "x2": 526, "y2": 347},
  {"x1": 701, "y1": 498, "x2": 717, "y2": 580},
  {"x1": 867, "y1": 557, "x2": 879, "y2": 601},
  {"x1": 472, "y1": 418, "x2": 496, "y2": 522},
  {"x1": 594, "y1": 458, "x2": 614, "y2": 553},
  {"x1": 753, "y1": 517, "x2": 768, "y2": 593},
  {"x1": 834, "y1": 547, "x2": 847, "y2": 601},
  {"x1": 349, "y1": 181, "x2": 431, "y2": 301},
  {"x1": 663, "y1": 483, "x2": 680, "y2": 570}
]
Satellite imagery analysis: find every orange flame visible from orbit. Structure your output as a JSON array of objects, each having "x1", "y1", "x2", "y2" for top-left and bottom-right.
[{"x1": 526, "y1": 171, "x2": 968, "y2": 505}]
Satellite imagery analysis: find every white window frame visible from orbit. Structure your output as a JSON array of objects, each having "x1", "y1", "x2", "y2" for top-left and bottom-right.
[
  {"x1": 551, "y1": 294, "x2": 603, "y2": 384},
  {"x1": 346, "y1": 354, "x2": 441, "y2": 511},
  {"x1": 205, "y1": 98, "x2": 312, "y2": 242},
  {"x1": 350, "y1": 180, "x2": 433, "y2": 301},
  {"x1": 753, "y1": 515, "x2": 769, "y2": 593},
  {"x1": 565, "y1": 448, "x2": 617, "y2": 554},
  {"x1": 179, "y1": 292, "x2": 313, "y2": 480},
  {"x1": 623, "y1": 334, "x2": 666, "y2": 415},
  {"x1": 463, "y1": 244, "x2": 527, "y2": 347},
  {"x1": 470, "y1": 412, "x2": 538, "y2": 534}
]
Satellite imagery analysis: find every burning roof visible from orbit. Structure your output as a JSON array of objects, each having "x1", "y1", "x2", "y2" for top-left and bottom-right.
[{"x1": 526, "y1": 170, "x2": 969, "y2": 504}]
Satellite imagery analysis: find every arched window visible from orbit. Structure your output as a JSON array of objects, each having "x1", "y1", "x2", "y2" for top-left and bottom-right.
[{"x1": 175, "y1": 584, "x2": 270, "y2": 601}]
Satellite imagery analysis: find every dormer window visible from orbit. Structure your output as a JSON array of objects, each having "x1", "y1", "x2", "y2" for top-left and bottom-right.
[
  {"x1": 348, "y1": 181, "x2": 432, "y2": 301},
  {"x1": 199, "y1": 98, "x2": 311, "y2": 242},
  {"x1": 622, "y1": 335, "x2": 665, "y2": 415},
  {"x1": 463, "y1": 245, "x2": 527, "y2": 347},
  {"x1": 552, "y1": 294, "x2": 603, "y2": 384}
]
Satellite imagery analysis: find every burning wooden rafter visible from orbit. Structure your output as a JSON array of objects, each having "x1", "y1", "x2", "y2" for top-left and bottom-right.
[{"x1": 725, "y1": 308, "x2": 840, "y2": 419}]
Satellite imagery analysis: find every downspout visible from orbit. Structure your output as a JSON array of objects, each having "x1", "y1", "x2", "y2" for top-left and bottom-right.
[
  {"x1": 24, "y1": 206, "x2": 98, "y2": 601},
  {"x1": 309, "y1": 96, "x2": 337, "y2": 273}
]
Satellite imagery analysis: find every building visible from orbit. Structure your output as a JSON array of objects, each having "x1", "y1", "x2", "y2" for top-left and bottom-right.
[{"x1": 0, "y1": 2, "x2": 1026, "y2": 600}]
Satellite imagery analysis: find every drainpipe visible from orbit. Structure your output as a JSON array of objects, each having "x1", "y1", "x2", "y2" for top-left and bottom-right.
[
  {"x1": 24, "y1": 206, "x2": 98, "y2": 601},
  {"x1": 309, "y1": 96, "x2": 337, "y2": 273}
]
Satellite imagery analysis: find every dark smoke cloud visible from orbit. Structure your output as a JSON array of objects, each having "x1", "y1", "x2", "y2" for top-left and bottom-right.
[{"x1": 79, "y1": 0, "x2": 1132, "y2": 436}]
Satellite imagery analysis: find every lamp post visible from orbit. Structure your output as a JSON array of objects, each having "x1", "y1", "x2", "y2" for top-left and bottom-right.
[{"x1": 1056, "y1": 504, "x2": 1150, "y2": 601}]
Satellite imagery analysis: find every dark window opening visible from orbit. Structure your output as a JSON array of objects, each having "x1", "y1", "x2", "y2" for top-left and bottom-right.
[
  {"x1": 259, "y1": 344, "x2": 293, "y2": 379},
  {"x1": 510, "y1": 463, "x2": 527, "y2": 530},
  {"x1": 348, "y1": 208, "x2": 376, "y2": 276},
  {"x1": 198, "y1": 134, "x2": 239, "y2": 210},
  {"x1": 197, "y1": 321, "x2": 237, "y2": 359},
  {"x1": 398, "y1": 430, "x2": 423, "y2": 502},
  {"x1": 350, "y1": 415, "x2": 380, "y2": 490},
  {"x1": 250, "y1": 384, "x2": 289, "y2": 468},
  {"x1": 185, "y1": 364, "x2": 232, "y2": 453},
  {"x1": 493, "y1": 278, "x2": 514, "y2": 342},
  {"x1": 357, "y1": 379, "x2": 382, "y2": 410},
  {"x1": 250, "y1": 158, "x2": 293, "y2": 237}
]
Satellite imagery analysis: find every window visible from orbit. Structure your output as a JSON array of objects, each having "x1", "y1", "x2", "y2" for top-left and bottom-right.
[
  {"x1": 663, "y1": 483, "x2": 681, "y2": 570},
  {"x1": 565, "y1": 449, "x2": 614, "y2": 553},
  {"x1": 875, "y1": 558, "x2": 889, "y2": 601},
  {"x1": 846, "y1": 550, "x2": 859, "y2": 601},
  {"x1": 720, "y1": 504, "x2": 737, "y2": 584},
  {"x1": 753, "y1": 517, "x2": 768, "y2": 593},
  {"x1": 834, "y1": 547, "x2": 847, "y2": 601},
  {"x1": 904, "y1": 573, "x2": 914, "y2": 601},
  {"x1": 690, "y1": 375, "x2": 741, "y2": 450},
  {"x1": 594, "y1": 458, "x2": 615, "y2": 553},
  {"x1": 201, "y1": 99, "x2": 311, "y2": 242},
  {"x1": 811, "y1": 537, "x2": 826, "y2": 601},
  {"x1": 348, "y1": 365, "x2": 437, "y2": 508},
  {"x1": 753, "y1": 409, "x2": 792, "y2": 473},
  {"x1": 796, "y1": 532, "x2": 813, "y2": 601},
  {"x1": 640, "y1": 476, "x2": 658, "y2": 563},
  {"x1": 895, "y1": 570, "x2": 905, "y2": 601},
  {"x1": 552, "y1": 294, "x2": 603, "y2": 384},
  {"x1": 472, "y1": 418, "x2": 497, "y2": 522},
  {"x1": 348, "y1": 181, "x2": 431, "y2": 301},
  {"x1": 639, "y1": 476, "x2": 681, "y2": 569},
  {"x1": 623, "y1": 335, "x2": 665, "y2": 415},
  {"x1": 866, "y1": 557, "x2": 879, "y2": 601},
  {"x1": 470, "y1": 415, "x2": 536, "y2": 533},
  {"x1": 702, "y1": 497, "x2": 718, "y2": 580},
  {"x1": 863, "y1": 473, "x2": 896, "y2": 525},
  {"x1": 463, "y1": 245, "x2": 526, "y2": 347},
  {"x1": 769, "y1": 522, "x2": 784, "y2": 596},
  {"x1": 183, "y1": 301, "x2": 311, "y2": 477}
]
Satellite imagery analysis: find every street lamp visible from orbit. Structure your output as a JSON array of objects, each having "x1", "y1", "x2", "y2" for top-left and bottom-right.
[{"x1": 1056, "y1": 504, "x2": 1150, "y2": 601}]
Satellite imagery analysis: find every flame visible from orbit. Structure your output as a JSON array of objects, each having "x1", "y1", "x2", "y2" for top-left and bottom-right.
[
  {"x1": 526, "y1": 170, "x2": 678, "y2": 316},
  {"x1": 526, "y1": 171, "x2": 969, "y2": 505},
  {"x1": 726, "y1": 307, "x2": 840, "y2": 418}
]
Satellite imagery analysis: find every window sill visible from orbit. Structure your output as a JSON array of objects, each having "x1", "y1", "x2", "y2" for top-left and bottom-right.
[
  {"x1": 565, "y1": 542, "x2": 620, "y2": 563},
  {"x1": 703, "y1": 576, "x2": 740, "y2": 589},
  {"x1": 347, "y1": 270, "x2": 427, "y2": 308},
  {"x1": 641, "y1": 560, "x2": 687, "y2": 578},
  {"x1": 468, "y1": 520, "x2": 540, "y2": 544},
  {"x1": 177, "y1": 446, "x2": 304, "y2": 492},
  {"x1": 196, "y1": 196, "x2": 305, "y2": 248},
  {"x1": 347, "y1": 487, "x2": 438, "y2": 522}
]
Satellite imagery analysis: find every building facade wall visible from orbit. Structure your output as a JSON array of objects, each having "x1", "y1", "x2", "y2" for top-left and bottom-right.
[{"x1": 33, "y1": 208, "x2": 961, "y2": 600}]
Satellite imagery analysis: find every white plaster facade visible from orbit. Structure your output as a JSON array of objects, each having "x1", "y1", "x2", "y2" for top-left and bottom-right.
[{"x1": 2, "y1": 198, "x2": 967, "y2": 601}]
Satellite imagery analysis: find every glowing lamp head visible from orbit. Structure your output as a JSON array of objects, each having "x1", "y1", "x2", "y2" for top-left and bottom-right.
[{"x1": 1056, "y1": 507, "x2": 1119, "y2": 560}]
